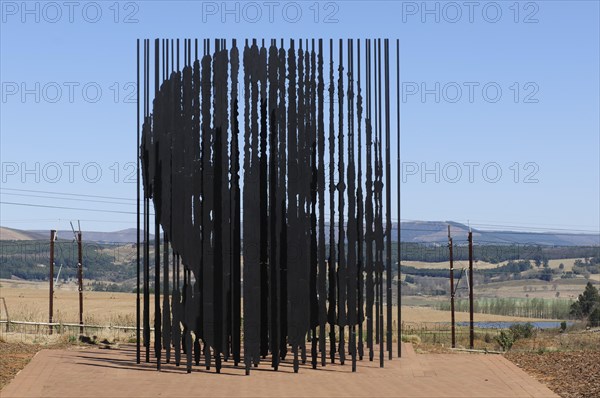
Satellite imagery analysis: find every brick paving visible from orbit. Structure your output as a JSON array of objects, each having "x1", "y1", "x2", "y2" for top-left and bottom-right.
[{"x1": 1, "y1": 344, "x2": 557, "y2": 397}]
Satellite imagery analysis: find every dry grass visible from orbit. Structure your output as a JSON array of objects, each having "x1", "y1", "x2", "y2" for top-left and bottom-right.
[
  {"x1": 0, "y1": 227, "x2": 39, "y2": 241},
  {"x1": 1, "y1": 280, "x2": 549, "y2": 327},
  {"x1": 475, "y1": 278, "x2": 596, "y2": 300},
  {"x1": 1, "y1": 281, "x2": 145, "y2": 326},
  {"x1": 403, "y1": 260, "x2": 502, "y2": 270},
  {"x1": 400, "y1": 306, "x2": 545, "y2": 323},
  {"x1": 404, "y1": 258, "x2": 588, "y2": 272}
]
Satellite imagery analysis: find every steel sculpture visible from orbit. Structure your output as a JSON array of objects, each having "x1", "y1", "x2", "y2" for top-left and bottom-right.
[{"x1": 137, "y1": 38, "x2": 400, "y2": 375}]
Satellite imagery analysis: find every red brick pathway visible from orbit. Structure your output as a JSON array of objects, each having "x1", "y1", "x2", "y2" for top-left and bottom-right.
[{"x1": 1, "y1": 344, "x2": 557, "y2": 397}]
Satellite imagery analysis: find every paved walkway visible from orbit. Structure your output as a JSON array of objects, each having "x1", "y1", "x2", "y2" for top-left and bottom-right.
[{"x1": 2, "y1": 344, "x2": 557, "y2": 397}]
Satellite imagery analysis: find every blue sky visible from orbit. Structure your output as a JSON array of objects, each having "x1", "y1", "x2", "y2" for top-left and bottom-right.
[{"x1": 1, "y1": 0, "x2": 599, "y2": 234}]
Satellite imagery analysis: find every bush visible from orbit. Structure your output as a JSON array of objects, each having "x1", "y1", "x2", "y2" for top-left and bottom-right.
[
  {"x1": 401, "y1": 334, "x2": 421, "y2": 345},
  {"x1": 560, "y1": 321, "x2": 567, "y2": 332},
  {"x1": 496, "y1": 331, "x2": 514, "y2": 351},
  {"x1": 484, "y1": 332, "x2": 493, "y2": 343},
  {"x1": 561, "y1": 272, "x2": 575, "y2": 279},
  {"x1": 538, "y1": 268, "x2": 554, "y2": 282},
  {"x1": 588, "y1": 308, "x2": 600, "y2": 327},
  {"x1": 509, "y1": 322, "x2": 536, "y2": 340}
]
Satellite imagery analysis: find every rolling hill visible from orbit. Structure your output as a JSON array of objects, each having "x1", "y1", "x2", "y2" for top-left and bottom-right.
[{"x1": 0, "y1": 222, "x2": 597, "y2": 246}]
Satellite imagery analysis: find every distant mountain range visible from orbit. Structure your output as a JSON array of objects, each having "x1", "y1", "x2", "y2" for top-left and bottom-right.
[
  {"x1": 1, "y1": 222, "x2": 598, "y2": 246},
  {"x1": 0, "y1": 227, "x2": 153, "y2": 243},
  {"x1": 398, "y1": 221, "x2": 600, "y2": 246}
]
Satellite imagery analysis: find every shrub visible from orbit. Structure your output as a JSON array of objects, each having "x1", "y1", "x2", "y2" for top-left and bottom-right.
[
  {"x1": 509, "y1": 322, "x2": 536, "y2": 340},
  {"x1": 588, "y1": 308, "x2": 600, "y2": 327},
  {"x1": 495, "y1": 331, "x2": 514, "y2": 351},
  {"x1": 401, "y1": 334, "x2": 421, "y2": 345},
  {"x1": 484, "y1": 332, "x2": 493, "y2": 343},
  {"x1": 538, "y1": 268, "x2": 553, "y2": 282},
  {"x1": 560, "y1": 321, "x2": 567, "y2": 332}
]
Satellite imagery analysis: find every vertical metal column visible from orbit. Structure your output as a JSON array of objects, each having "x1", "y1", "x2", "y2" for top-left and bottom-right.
[
  {"x1": 136, "y1": 38, "x2": 141, "y2": 364},
  {"x1": 49, "y1": 230, "x2": 56, "y2": 335},
  {"x1": 396, "y1": 38, "x2": 401, "y2": 358},
  {"x1": 384, "y1": 39, "x2": 392, "y2": 361},
  {"x1": 469, "y1": 231, "x2": 474, "y2": 349},
  {"x1": 448, "y1": 226, "x2": 455, "y2": 348}
]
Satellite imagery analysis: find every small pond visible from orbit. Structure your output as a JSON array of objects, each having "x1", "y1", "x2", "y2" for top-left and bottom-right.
[{"x1": 455, "y1": 321, "x2": 575, "y2": 329}]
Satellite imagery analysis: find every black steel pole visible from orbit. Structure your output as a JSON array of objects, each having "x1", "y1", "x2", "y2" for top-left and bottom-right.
[
  {"x1": 327, "y1": 38, "x2": 337, "y2": 365},
  {"x1": 337, "y1": 38, "x2": 346, "y2": 366},
  {"x1": 356, "y1": 39, "x2": 364, "y2": 362},
  {"x1": 154, "y1": 38, "x2": 162, "y2": 371},
  {"x1": 396, "y1": 39, "x2": 401, "y2": 358},
  {"x1": 384, "y1": 39, "x2": 392, "y2": 361},
  {"x1": 144, "y1": 39, "x2": 150, "y2": 364},
  {"x1": 136, "y1": 38, "x2": 141, "y2": 365},
  {"x1": 377, "y1": 38, "x2": 384, "y2": 369}
]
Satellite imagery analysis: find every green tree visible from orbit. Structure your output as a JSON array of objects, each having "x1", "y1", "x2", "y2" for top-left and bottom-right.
[
  {"x1": 589, "y1": 308, "x2": 600, "y2": 327},
  {"x1": 569, "y1": 282, "x2": 600, "y2": 325},
  {"x1": 539, "y1": 268, "x2": 553, "y2": 282}
]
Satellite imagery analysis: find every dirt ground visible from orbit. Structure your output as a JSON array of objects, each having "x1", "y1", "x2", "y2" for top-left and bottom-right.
[
  {"x1": 0, "y1": 340, "x2": 42, "y2": 389},
  {"x1": 2, "y1": 343, "x2": 556, "y2": 397},
  {"x1": 506, "y1": 350, "x2": 600, "y2": 398},
  {"x1": 2, "y1": 336, "x2": 596, "y2": 397}
]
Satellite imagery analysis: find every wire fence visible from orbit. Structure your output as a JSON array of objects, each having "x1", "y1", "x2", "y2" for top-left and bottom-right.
[
  {"x1": 400, "y1": 321, "x2": 503, "y2": 346},
  {"x1": 0, "y1": 318, "x2": 567, "y2": 349},
  {"x1": 434, "y1": 298, "x2": 574, "y2": 319},
  {"x1": 0, "y1": 320, "x2": 141, "y2": 344}
]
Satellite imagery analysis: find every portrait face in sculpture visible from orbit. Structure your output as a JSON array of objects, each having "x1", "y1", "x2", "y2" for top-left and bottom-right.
[{"x1": 137, "y1": 38, "x2": 400, "y2": 374}]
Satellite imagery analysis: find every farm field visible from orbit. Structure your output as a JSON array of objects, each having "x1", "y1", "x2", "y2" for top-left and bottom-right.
[
  {"x1": 403, "y1": 258, "x2": 589, "y2": 271},
  {"x1": 1, "y1": 279, "x2": 556, "y2": 326},
  {"x1": 1, "y1": 280, "x2": 144, "y2": 325},
  {"x1": 471, "y1": 278, "x2": 595, "y2": 300}
]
